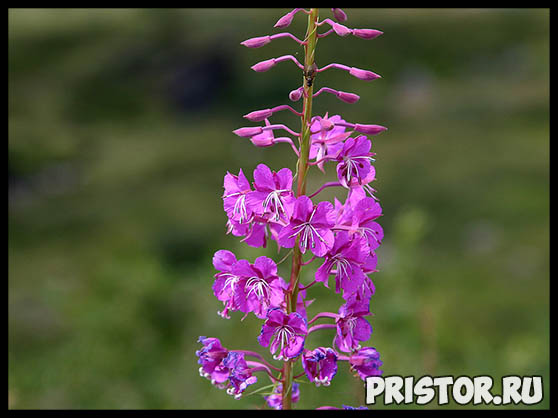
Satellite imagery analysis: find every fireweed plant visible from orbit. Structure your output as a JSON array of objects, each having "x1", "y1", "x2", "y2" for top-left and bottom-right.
[{"x1": 196, "y1": 8, "x2": 386, "y2": 410}]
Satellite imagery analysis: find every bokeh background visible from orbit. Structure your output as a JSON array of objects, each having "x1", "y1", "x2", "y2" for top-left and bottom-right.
[{"x1": 8, "y1": 8, "x2": 549, "y2": 409}]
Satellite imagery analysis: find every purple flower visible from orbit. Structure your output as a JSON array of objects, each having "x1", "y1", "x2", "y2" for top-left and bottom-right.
[
  {"x1": 302, "y1": 347, "x2": 338, "y2": 386},
  {"x1": 212, "y1": 250, "x2": 242, "y2": 319},
  {"x1": 246, "y1": 163, "x2": 295, "y2": 222},
  {"x1": 315, "y1": 231, "x2": 368, "y2": 298},
  {"x1": 258, "y1": 308, "x2": 307, "y2": 360},
  {"x1": 336, "y1": 136, "x2": 375, "y2": 188},
  {"x1": 277, "y1": 196, "x2": 335, "y2": 257},
  {"x1": 349, "y1": 347, "x2": 383, "y2": 381},
  {"x1": 334, "y1": 299, "x2": 372, "y2": 353},
  {"x1": 238, "y1": 221, "x2": 268, "y2": 248},
  {"x1": 349, "y1": 197, "x2": 384, "y2": 251},
  {"x1": 233, "y1": 256, "x2": 286, "y2": 319},
  {"x1": 222, "y1": 352, "x2": 258, "y2": 399},
  {"x1": 310, "y1": 114, "x2": 351, "y2": 172},
  {"x1": 347, "y1": 172, "x2": 379, "y2": 202},
  {"x1": 343, "y1": 405, "x2": 369, "y2": 410},
  {"x1": 265, "y1": 383, "x2": 300, "y2": 410},
  {"x1": 337, "y1": 196, "x2": 383, "y2": 252},
  {"x1": 226, "y1": 216, "x2": 283, "y2": 249},
  {"x1": 223, "y1": 169, "x2": 253, "y2": 223},
  {"x1": 212, "y1": 253, "x2": 286, "y2": 319},
  {"x1": 349, "y1": 273, "x2": 376, "y2": 308},
  {"x1": 202, "y1": 8, "x2": 389, "y2": 408},
  {"x1": 196, "y1": 336, "x2": 230, "y2": 385}
]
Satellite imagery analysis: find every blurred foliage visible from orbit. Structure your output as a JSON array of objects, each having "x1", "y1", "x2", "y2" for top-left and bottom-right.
[{"x1": 8, "y1": 8, "x2": 549, "y2": 409}]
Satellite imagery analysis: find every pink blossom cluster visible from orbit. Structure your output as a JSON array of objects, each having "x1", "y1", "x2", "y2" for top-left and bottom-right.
[{"x1": 197, "y1": 8, "x2": 386, "y2": 409}]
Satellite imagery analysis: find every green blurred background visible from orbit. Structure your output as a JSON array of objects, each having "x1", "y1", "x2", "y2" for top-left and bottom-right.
[{"x1": 8, "y1": 8, "x2": 549, "y2": 409}]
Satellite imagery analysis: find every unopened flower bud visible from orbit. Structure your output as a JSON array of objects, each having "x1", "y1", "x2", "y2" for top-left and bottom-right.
[
  {"x1": 349, "y1": 67, "x2": 381, "y2": 81},
  {"x1": 331, "y1": 8, "x2": 347, "y2": 22},
  {"x1": 233, "y1": 127, "x2": 263, "y2": 137},
  {"x1": 331, "y1": 21, "x2": 351, "y2": 37},
  {"x1": 244, "y1": 109, "x2": 273, "y2": 122},
  {"x1": 336, "y1": 91, "x2": 360, "y2": 104},
  {"x1": 241, "y1": 36, "x2": 272, "y2": 48},
  {"x1": 250, "y1": 135, "x2": 274, "y2": 147},
  {"x1": 289, "y1": 87, "x2": 303, "y2": 102},
  {"x1": 354, "y1": 124, "x2": 387, "y2": 135},
  {"x1": 251, "y1": 58, "x2": 276, "y2": 72},
  {"x1": 249, "y1": 120, "x2": 275, "y2": 146},
  {"x1": 352, "y1": 29, "x2": 383, "y2": 40},
  {"x1": 274, "y1": 10, "x2": 295, "y2": 28}
]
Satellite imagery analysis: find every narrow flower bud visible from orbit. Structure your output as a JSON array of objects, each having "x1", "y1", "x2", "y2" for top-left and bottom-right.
[
  {"x1": 250, "y1": 134, "x2": 274, "y2": 147},
  {"x1": 331, "y1": 21, "x2": 351, "y2": 37},
  {"x1": 274, "y1": 9, "x2": 298, "y2": 28},
  {"x1": 244, "y1": 109, "x2": 273, "y2": 122},
  {"x1": 233, "y1": 127, "x2": 263, "y2": 137},
  {"x1": 251, "y1": 58, "x2": 276, "y2": 72},
  {"x1": 336, "y1": 91, "x2": 360, "y2": 104},
  {"x1": 349, "y1": 67, "x2": 381, "y2": 81},
  {"x1": 320, "y1": 18, "x2": 351, "y2": 37},
  {"x1": 354, "y1": 124, "x2": 387, "y2": 135},
  {"x1": 241, "y1": 36, "x2": 272, "y2": 48},
  {"x1": 312, "y1": 87, "x2": 360, "y2": 104},
  {"x1": 331, "y1": 8, "x2": 347, "y2": 22},
  {"x1": 289, "y1": 87, "x2": 303, "y2": 102},
  {"x1": 352, "y1": 29, "x2": 383, "y2": 40}
]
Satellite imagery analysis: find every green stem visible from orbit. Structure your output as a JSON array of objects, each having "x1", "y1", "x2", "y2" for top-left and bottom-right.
[{"x1": 282, "y1": 7, "x2": 319, "y2": 411}]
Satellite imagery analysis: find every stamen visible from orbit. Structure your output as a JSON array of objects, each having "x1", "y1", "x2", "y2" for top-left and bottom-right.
[
  {"x1": 232, "y1": 194, "x2": 248, "y2": 222},
  {"x1": 245, "y1": 276, "x2": 272, "y2": 301},
  {"x1": 221, "y1": 273, "x2": 240, "y2": 293},
  {"x1": 262, "y1": 189, "x2": 288, "y2": 220},
  {"x1": 332, "y1": 255, "x2": 351, "y2": 279},
  {"x1": 359, "y1": 226, "x2": 381, "y2": 244}
]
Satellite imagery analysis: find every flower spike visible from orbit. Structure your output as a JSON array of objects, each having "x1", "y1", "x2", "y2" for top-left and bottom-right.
[{"x1": 203, "y1": 8, "x2": 389, "y2": 410}]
